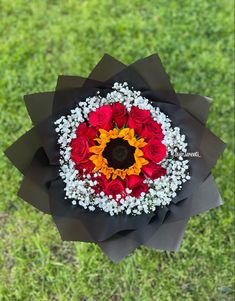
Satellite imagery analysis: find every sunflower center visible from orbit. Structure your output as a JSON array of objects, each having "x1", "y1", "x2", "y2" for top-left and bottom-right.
[{"x1": 103, "y1": 138, "x2": 135, "y2": 169}]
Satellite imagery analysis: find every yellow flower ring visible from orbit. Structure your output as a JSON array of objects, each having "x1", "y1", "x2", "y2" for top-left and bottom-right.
[{"x1": 89, "y1": 128, "x2": 149, "y2": 180}]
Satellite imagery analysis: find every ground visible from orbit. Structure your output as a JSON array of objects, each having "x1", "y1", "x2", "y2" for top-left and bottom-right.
[{"x1": 0, "y1": 0, "x2": 234, "y2": 300}]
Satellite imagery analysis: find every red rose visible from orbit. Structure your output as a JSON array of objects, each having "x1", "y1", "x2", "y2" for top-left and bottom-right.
[
  {"x1": 127, "y1": 117, "x2": 142, "y2": 136},
  {"x1": 125, "y1": 175, "x2": 148, "y2": 197},
  {"x1": 93, "y1": 174, "x2": 109, "y2": 193},
  {"x1": 127, "y1": 106, "x2": 151, "y2": 135},
  {"x1": 89, "y1": 105, "x2": 113, "y2": 131},
  {"x1": 140, "y1": 119, "x2": 164, "y2": 141},
  {"x1": 142, "y1": 139, "x2": 166, "y2": 163},
  {"x1": 70, "y1": 136, "x2": 90, "y2": 164},
  {"x1": 76, "y1": 160, "x2": 95, "y2": 174},
  {"x1": 112, "y1": 102, "x2": 127, "y2": 128},
  {"x1": 129, "y1": 106, "x2": 151, "y2": 123},
  {"x1": 76, "y1": 122, "x2": 97, "y2": 145},
  {"x1": 142, "y1": 162, "x2": 166, "y2": 180},
  {"x1": 104, "y1": 179, "x2": 125, "y2": 200}
]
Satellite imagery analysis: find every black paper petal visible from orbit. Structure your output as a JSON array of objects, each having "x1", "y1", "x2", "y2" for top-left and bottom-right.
[
  {"x1": 145, "y1": 218, "x2": 189, "y2": 250},
  {"x1": 166, "y1": 174, "x2": 223, "y2": 223},
  {"x1": 177, "y1": 93, "x2": 211, "y2": 125},
  {"x1": 87, "y1": 53, "x2": 126, "y2": 82},
  {"x1": 130, "y1": 54, "x2": 180, "y2": 105},
  {"x1": 18, "y1": 148, "x2": 59, "y2": 213},
  {"x1": 5, "y1": 128, "x2": 42, "y2": 174},
  {"x1": 24, "y1": 92, "x2": 54, "y2": 125}
]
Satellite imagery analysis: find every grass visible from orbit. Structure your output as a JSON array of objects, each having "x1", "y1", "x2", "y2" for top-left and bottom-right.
[{"x1": 0, "y1": 0, "x2": 234, "y2": 300}]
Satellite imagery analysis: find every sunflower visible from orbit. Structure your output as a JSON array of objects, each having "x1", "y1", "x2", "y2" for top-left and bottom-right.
[{"x1": 89, "y1": 127, "x2": 149, "y2": 180}]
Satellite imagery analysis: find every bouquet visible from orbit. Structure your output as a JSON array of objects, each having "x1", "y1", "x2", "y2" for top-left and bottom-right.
[{"x1": 5, "y1": 54, "x2": 226, "y2": 262}]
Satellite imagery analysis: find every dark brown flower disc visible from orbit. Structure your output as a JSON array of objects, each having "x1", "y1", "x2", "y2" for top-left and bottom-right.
[{"x1": 103, "y1": 138, "x2": 135, "y2": 169}]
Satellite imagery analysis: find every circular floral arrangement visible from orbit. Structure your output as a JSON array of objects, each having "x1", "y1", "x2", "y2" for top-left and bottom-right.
[
  {"x1": 5, "y1": 54, "x2": 226, "y2": 262},
  {"x1": 55, "y1": 82, "x2": 190, "y2": 215}
]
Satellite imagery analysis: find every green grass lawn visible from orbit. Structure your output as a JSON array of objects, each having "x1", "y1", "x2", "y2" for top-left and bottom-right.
[{"x1": 0, "y1": 0, "x2": 234, "y2": 300}]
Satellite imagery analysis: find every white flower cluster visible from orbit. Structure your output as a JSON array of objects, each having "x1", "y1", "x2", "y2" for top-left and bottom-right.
[{"x1": 54, "y1": 82, "x2": 190, "y2": 216}]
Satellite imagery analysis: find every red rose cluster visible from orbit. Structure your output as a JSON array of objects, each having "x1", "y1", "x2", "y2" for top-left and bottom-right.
[{"x1": 70, "y1": 103, "x2": 167, "y2": 201}]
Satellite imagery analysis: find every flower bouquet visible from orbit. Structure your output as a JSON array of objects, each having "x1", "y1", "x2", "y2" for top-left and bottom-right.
[{"x1": 5, "y1": 54, "x2": 226, "y2": 262}]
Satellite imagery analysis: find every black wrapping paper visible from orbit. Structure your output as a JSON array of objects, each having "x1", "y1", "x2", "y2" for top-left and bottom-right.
[{"x1": 5, "y1": 54, "x2": 226, "y2": 262}]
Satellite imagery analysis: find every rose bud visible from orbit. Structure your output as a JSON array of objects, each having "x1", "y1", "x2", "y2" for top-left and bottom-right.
[
  {"x1": 112, "y1": 102, "x2": 127, "y2": 128},
  {"x1": 142, "y1": 162, "x2": 166, "y2": 180},
  {"x1": 125, "y1": 175, "x2": 148, "y2": 197},
  {"x1": 142, "y1": 139, "x2": 166, "y2": 163},
  {"x1": 70, "y1": 136, "x2": 90, "y2": 164},
  {"x1": 89, "y1": 105, "x2": 113, "y2": 131}
]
